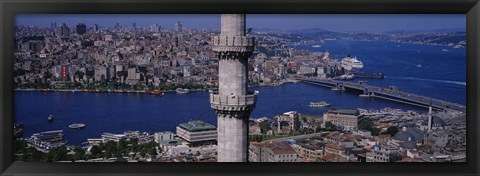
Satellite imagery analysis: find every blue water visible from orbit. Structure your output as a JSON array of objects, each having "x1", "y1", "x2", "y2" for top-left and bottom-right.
[
  {"x1": 15, "y1": 40, "x2": 466, "y2": 145},
  {"x1": 296, "y1": 40, "x2": 466, "y2": 105}
]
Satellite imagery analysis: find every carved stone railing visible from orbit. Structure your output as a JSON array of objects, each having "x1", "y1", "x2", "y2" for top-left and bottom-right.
[
  {"x1": 212, "y1": 36, "x2": 255, "y2": 53},
  {"x1": 209, "y1": 91, "x2": 256, "y2": 112}
]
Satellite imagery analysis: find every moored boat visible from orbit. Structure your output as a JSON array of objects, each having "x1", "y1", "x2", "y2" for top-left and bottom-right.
[
  {"x1": 14, "y1": 122, "x2": 24, "y2": 138},
  {"x1": 310, "y1": 101, "x2": 331, "y2": 108},
  {"x1": 144, "y1": 90, "x2": 164, "y2": 95},
  {"x1": 176, "y1": 88, "x2": 190, "y2": 94},
  {"x1": 29, "y1": 130, "x2": 66, "y2": 150},
  {"x1": 341, "y1": 55, "x2": 363, "y2": 71},
  {"x1": 68, "y1": 123, "x2": 86, "y2": 129}
]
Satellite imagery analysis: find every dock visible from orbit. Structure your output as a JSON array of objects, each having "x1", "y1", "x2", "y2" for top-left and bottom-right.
[{"x1": 298, "y1": 78, "x2": 465, "y2": 113}]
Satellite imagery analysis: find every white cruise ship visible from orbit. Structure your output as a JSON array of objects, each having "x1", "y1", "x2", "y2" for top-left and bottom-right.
[{"x1": 341, "y1": 55, "x2": 364, "y2": 71}]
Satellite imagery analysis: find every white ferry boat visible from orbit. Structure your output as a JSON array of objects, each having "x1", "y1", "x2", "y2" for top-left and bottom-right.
[
  {"x1": 310, "y1": 101, "x2": 331, "y2": 108},
  {"x1": 68, "y1": 123, "x2": 86, "y2": 129},
  {"x1": 341, "y1": 55, "x2": 364, "y2": 71},
  {"x1": 29, "y1": 130, "x2": 66, "y2": 150}
]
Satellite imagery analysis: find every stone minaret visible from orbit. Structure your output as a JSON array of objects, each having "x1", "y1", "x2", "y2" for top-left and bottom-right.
[
  {"x1": 210, "y1": 14, "x2": 256, "y2": 162},
  {"x1": 427, "y1": 101, "x2": 433, "y2": 132}
]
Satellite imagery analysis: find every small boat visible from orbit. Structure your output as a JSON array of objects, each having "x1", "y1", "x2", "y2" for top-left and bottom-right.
[
  {"x1": 416, "y1": 64, "x2": 422, "y2": 68},
  {"x1": 40, "y1": 89, "x2": 50, "y2": 92},
  {"x1": 442, "y1": 49, "x2": 449, "y2": 52},
  {"x1": 14, "y1": 122, "x2": 24, "y2": 138},
  {"x1": 310, "y1": 101, "x2": 331, "y2": 108},
  {"x1": 68, "y1": 123, "x2": 86, "y2": 129},
  {"x1": 312, "y1": 45, "x2": 321, "y2": 48},
  {"x1": 48, "y1": 115, "x2": 54, "y2": 122},
  {"x1": 176, "y1": 88, "x2": 190, "y2": 94},
  {"x1": 144, "y1": 90, "x2": 164, "y2": 95},
  {"x1": 338, "y1": 74, "x2": 355, "y2": 80},
  {"x1": 359, "y1": 94, "x2": 372, "y2": 98},
  {"x1": 331, "y1": 87, "x2": 345, "y2": 91}
]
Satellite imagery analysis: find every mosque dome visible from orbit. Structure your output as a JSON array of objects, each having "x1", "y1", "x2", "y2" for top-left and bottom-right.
[
  {"x1": 400, "y1": 137, "x2": 419, "y2": 149},
  {"x1": 393, "y1": 127, "x2": 424, "y2": 142},
  {"x1": 421, "y1": 116, "x2": 446, "y2": 127}
]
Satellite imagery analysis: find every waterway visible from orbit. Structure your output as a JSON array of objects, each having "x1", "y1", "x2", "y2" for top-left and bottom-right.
[
  {"x1": 295, "y1": 40, "x2": 466, "y2": 105},
  {"x1": 15, "y1": 40, "x2": 466, "y2": 145}
]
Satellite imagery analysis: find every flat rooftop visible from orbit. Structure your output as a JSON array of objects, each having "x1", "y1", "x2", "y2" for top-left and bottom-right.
[
  {"x1": 178, "y1": 120, "x2": 216, "y2": 132},
  {"x1": 327, "y1": 109, "x2": 359, "y2": 116}
]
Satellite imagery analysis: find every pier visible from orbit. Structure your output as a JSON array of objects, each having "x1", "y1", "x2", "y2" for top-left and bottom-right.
[{"x1": 298, "y1": 78, "x2": 466, "y2": 113}]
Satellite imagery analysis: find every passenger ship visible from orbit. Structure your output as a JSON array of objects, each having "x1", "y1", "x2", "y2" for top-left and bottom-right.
[{"x1": 341, "y1": 55, "x2": 364, "y2": 71}]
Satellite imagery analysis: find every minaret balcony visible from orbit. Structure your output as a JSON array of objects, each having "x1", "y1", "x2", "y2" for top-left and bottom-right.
[
  {"x1": 212, "y1": 36, "x2": 255, "y2": 53},
  {"x1": 209, "y1": 91, "x2": 256, "y2": 111}
]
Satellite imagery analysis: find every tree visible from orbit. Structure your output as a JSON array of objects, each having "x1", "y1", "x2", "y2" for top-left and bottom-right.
[
  {"x1": 324, "y1": 121, "x2": 337, "y2": 131},
  {"x1": 43, "y1": 72, "x2": 53, "y2": 79},
  {"x1": 22, "y1": 146, "x2": 44, "y2": 162},
  {"x1": 75, "y1": 71, "x2": 85, "y2": 79},
  {"x1": 50, "y1": 146, "x2": 68, "y2": 161},
  {"x1": 371, "y1": 128, "x2": 381, "y2": 136},
  {"x1": 74, "y1": 147, "x2": 86, "y2": 161},
  {"x1": 140, "y1": 150, "x2": 146, "y2": 158},
  {"x1": 90, "y1": 145, "x2": 102, "y2": 158},
  {"x1": 287, "y1": 68, "x2": 297, "y2": 74},
  {"x1": 359, "y1": 118, "x2": 381, "y2": 136},
  {"x1": 259, "y1": 120, "x2": 271, "y2": 133},
  {"x1": 386, "y1": 126, "x2": 399, "y2": 136},
  {"x1": 14, "y1": 140, "x2": 28, "y2": 153},
  {"x1": 358, "y1": 118, "x2": 373, "y2": 131}
]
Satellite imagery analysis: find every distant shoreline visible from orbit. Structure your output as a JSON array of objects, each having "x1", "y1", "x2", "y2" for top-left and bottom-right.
[
  {"x1": 13, "y1": 88, "x2": 210, "y2": 94},
  {"x1": 333, "y1": 39, "x2": 466, "y2": 48},
  {"x1": 14, "y1": 80, "x2": 296, "y2": 94}
]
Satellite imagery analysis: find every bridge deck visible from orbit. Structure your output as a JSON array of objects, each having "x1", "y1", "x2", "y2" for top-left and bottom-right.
[{"x1": 299, "y1": 78, "x2": 466, "y2": 113}]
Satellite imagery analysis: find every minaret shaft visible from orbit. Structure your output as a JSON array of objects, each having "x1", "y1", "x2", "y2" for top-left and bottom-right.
[
  {"x1": 210, "y1": 14, "x2": 256, "y2": 162},
  {"x1": 221, "y1": 14, "x2": 246, "y2": 36},
  {"x1": 428, "y1": 105, "x2": 432, "y2": 132}
]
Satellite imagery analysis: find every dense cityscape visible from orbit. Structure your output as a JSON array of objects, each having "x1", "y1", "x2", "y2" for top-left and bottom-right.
[{"x1": 13, "y1": 17, "x2": 467, "y2": 162}]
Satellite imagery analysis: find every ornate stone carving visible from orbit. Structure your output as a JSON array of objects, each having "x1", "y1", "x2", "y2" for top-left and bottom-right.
[
  {"x1": 216, "y1": 51, "x2": 252, "y2": 60},
  {"x1": 214, "y1": 109, "x2": 253, "y2": 119}
]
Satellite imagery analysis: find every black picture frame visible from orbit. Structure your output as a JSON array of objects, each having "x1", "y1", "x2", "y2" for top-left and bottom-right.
[{"x1": 1, "y1": 0, "x2": 479, "y2": 175}]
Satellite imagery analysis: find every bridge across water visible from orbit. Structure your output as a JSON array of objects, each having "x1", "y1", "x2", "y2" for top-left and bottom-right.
[{"x1": 299, "y1": 78, "x2": 466, "y2": 113}]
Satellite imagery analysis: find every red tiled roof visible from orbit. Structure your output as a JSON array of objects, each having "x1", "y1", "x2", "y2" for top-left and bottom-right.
[
  {"x1": 325, "y1": 143, "x2": 344, "y2": 151},
  {"x1": 322, "y1": 153, "x2": 337, "y2": 161},
  {"x1": 254, "y1": 141, "x2": 297, "y2": 155},
  {"x1": 397, "y1": 157, "x2": 424, "y2": 162}
]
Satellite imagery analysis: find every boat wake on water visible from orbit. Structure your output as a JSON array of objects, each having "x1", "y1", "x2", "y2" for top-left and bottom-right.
[{"x1": 390, "y1": 76, "x2": 466, "y2": 86}]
